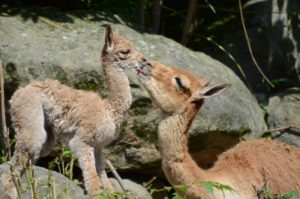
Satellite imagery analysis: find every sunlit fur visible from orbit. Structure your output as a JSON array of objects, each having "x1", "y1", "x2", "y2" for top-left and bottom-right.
[
  {"x1": 0, "y1": 25, "x2": 145, "y2": 199},
  {"x1": 138, "y1": 61, "x2": 300, "y2": 199},
  {"x1": 139, "y1": 61, "x2": 210, "y2": 114}
]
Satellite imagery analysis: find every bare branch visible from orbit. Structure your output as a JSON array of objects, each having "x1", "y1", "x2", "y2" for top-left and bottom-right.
[{"x1": 264, "y1": 124, "x2": 300, "y2": 134}]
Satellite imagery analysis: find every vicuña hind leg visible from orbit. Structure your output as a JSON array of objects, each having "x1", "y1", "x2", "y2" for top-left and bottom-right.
[
  {"x1": 69, "y1": 137, "x2": 102, "y2": 197},
  {"x1": 40, "y1": 125, "x2": 56, "y2": 158},
  {"x1": 95, "y1": 146, "x2": 114, "y2": 192},
  {"x1": 1, "y1": 95, "x2": 47, "y2": 199}
]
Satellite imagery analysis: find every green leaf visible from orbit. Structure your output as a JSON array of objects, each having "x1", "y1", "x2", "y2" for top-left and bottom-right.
[
  {"x1": 283, "y1": 190, "x2": 299, "y2": 198},
  {"x1": 261, "y1": 132, "x2": 273, "y2": 139},
  {"x1": 212, "y1": 182, "x2": 233, "y2": 191},
  {"x1": 62, "y1": 149, "x2": 72, "y2": 157},
  {"x1": 200, "y1": 182, "x2": 214, "y2": 193},
  {"x1": 175, "y1": 184, "x2": 187, "y2": 193},
  {"x1": 149, "y1": 189, "x2": 156, "y2": 195},
  {"x1": 171, "y1": 192, "x2": 183, "y2": 199},
  {"x1": 164, "y1": 186, "x2": 173, "y2": 192}
]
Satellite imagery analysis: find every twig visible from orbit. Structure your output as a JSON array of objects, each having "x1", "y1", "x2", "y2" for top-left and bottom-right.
[
  {"x1": 0, "y1": 59, "x2": 11, "y2": 159},
  {"x1": 161, "y1": 5, "x2": 186, "y2": 19},
  {"x1": 263, "y1": 124, "x2": 300, "y2": 134},
  {"x1": 144, "y1": 176, "x2": 157, "y2": 188},
  {"x1": 106, "y1": 160, "x2": 129, "y2": 198},
  {"x1": 238, "y1": 0, "x2": 274, "y2": 88}
]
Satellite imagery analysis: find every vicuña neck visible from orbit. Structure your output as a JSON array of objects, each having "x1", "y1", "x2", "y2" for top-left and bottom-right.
[
  {"x1": 158, "y1": 102, "x2": 212, "y2": 187},
  {"x1": 159, "y1": 103, "x2": 199, "y2": 162},
  {"x1": 102, "y1": 62, "x2": 132, "y2": 124}
]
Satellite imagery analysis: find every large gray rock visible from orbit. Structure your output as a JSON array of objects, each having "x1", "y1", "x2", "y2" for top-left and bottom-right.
[
  {"x1": 0, "y1": 163, "x2": 84, "y2": 199},
  {"x1": 0, "y1": 8, "x2": 266, "y2": 173},
  {"x1": 0, "y1": 164, "x2": 152, "y2": 199},
  {"x1": 267, "y1": 88, "x2": 300, "y2": 147}
]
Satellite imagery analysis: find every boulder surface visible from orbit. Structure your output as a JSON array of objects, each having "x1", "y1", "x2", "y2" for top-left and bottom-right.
[
  {"x1": 0, "y1": 163, "x2": 84, "y2": 199},
  {"x1": 0, "y1": 8, "x2": 267, "y2": 172},
  {"x1": 267, "y1": 88, "x2": 300, "y2": 147}
]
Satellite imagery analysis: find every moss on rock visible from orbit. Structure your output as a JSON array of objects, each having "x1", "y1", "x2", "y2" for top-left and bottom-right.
[
  {"x1": 73, "y1": 70, "x2": 105, "y2": 93},
  {"x1": 131, "y1": 119, "x2": 158, "y2": 145}
]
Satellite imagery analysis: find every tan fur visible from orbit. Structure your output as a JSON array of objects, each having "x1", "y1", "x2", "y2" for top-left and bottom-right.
[
  {"x1": 137, "y1": 61, "x2": 300, "y2": 199},
  {"x1": 0, "y1": 25, "x2": 146, "y2": 198}
]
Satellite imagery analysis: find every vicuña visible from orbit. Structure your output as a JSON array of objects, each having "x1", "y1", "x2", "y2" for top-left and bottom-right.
[
  {"x1": 0, "y1": 25, "x2": 146, "y2": 198},
  {"x1": 135, "y1": 60, "x2": 300, "y2": 199}
]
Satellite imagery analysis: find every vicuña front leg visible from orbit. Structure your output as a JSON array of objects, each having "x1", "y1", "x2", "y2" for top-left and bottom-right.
[
  {"x1": 69, "y1": 138, "x2": 102, "y2": 197},
  {"x1": 95, "y1": 146, "x2": 114, "y2": 192}
]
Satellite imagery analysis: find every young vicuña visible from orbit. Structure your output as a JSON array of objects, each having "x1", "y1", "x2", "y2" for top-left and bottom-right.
[
  {"x1": 135, "y1": 60, "x2": 300, "y2": 199},
  {"x1": 0, "y1": 25, "x2": 146, "y2": 198}
]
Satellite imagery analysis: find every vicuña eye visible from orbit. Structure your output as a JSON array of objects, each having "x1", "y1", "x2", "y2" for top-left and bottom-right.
[
  {"x1": 175, "y1": 77, "x2": 186, "y2": 90},
  {"x1": 120, "y1": 50, "x2": 130, "y2": 55}
]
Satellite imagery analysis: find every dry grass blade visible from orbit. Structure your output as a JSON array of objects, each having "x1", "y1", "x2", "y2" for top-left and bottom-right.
[
  {"x1": 196, "y1": 34, "x2": 253, "y2": 91},
  {"x1": 10, "y1": 165, "x2": 23, "y2": 199},
  {"x1": 24, "y1": 160, "x2": 37, "y2": 199},
  {"x1": 106, "y1": 160, "x2": 130, "y2": 198},
  {"x1": 0, "y1": 59, "x2": 11, "y2": 158},
  {"x1": 204, "y1": 0, "x2": 216, "y2": 14},
  {"x1": 238, "y1": 0, "x2": 274, "y2": 88}
]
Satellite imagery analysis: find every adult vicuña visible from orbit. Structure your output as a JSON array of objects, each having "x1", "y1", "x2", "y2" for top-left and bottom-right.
[
  {"x1": 135, "y1": 61, "x2": 300, "y2": 199},
  {"x1": 0, "y1": 25, "x2": 146, "y2": 198}
]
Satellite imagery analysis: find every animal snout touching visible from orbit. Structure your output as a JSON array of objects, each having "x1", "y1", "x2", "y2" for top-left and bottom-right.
[
  {"x1": 134, "y1": 58, "x2": 152, "y2": 76},
  {"x1": 139, "y1": 57, "x2": 147, "y2": 68}
]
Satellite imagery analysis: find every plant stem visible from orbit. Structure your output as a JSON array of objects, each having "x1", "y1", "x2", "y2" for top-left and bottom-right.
[{"x1": 10, "y1": 165, "x2": 23, "y2": 199}]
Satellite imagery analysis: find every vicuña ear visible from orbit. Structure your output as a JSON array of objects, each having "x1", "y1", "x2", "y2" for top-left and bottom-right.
[
  {"x1": 199, "y1": 77, "x2": 212, "y2": 87},
  {"x1": 191, "y1": 83, "x2": 231, "y2": 102},
  {"x1": 104, "y1": 25, "x2": 114, "y2": 52}
]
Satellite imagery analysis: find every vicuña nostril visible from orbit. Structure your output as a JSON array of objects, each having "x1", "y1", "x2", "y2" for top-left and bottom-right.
[{"x1": 141, "y1": 57, "x2": 147, "y2": 62}]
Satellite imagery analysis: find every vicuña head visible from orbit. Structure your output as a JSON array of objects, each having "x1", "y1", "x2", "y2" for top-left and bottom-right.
[
  {"x1": 136, "y1": 61, "x2": 230, "y2": 114},
  {"x1": 135, "y1": 61, "x2": 300, "y2": 199},
  {"x1": 102, "y1": 25, "x2": 146, "y2": 71}
]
